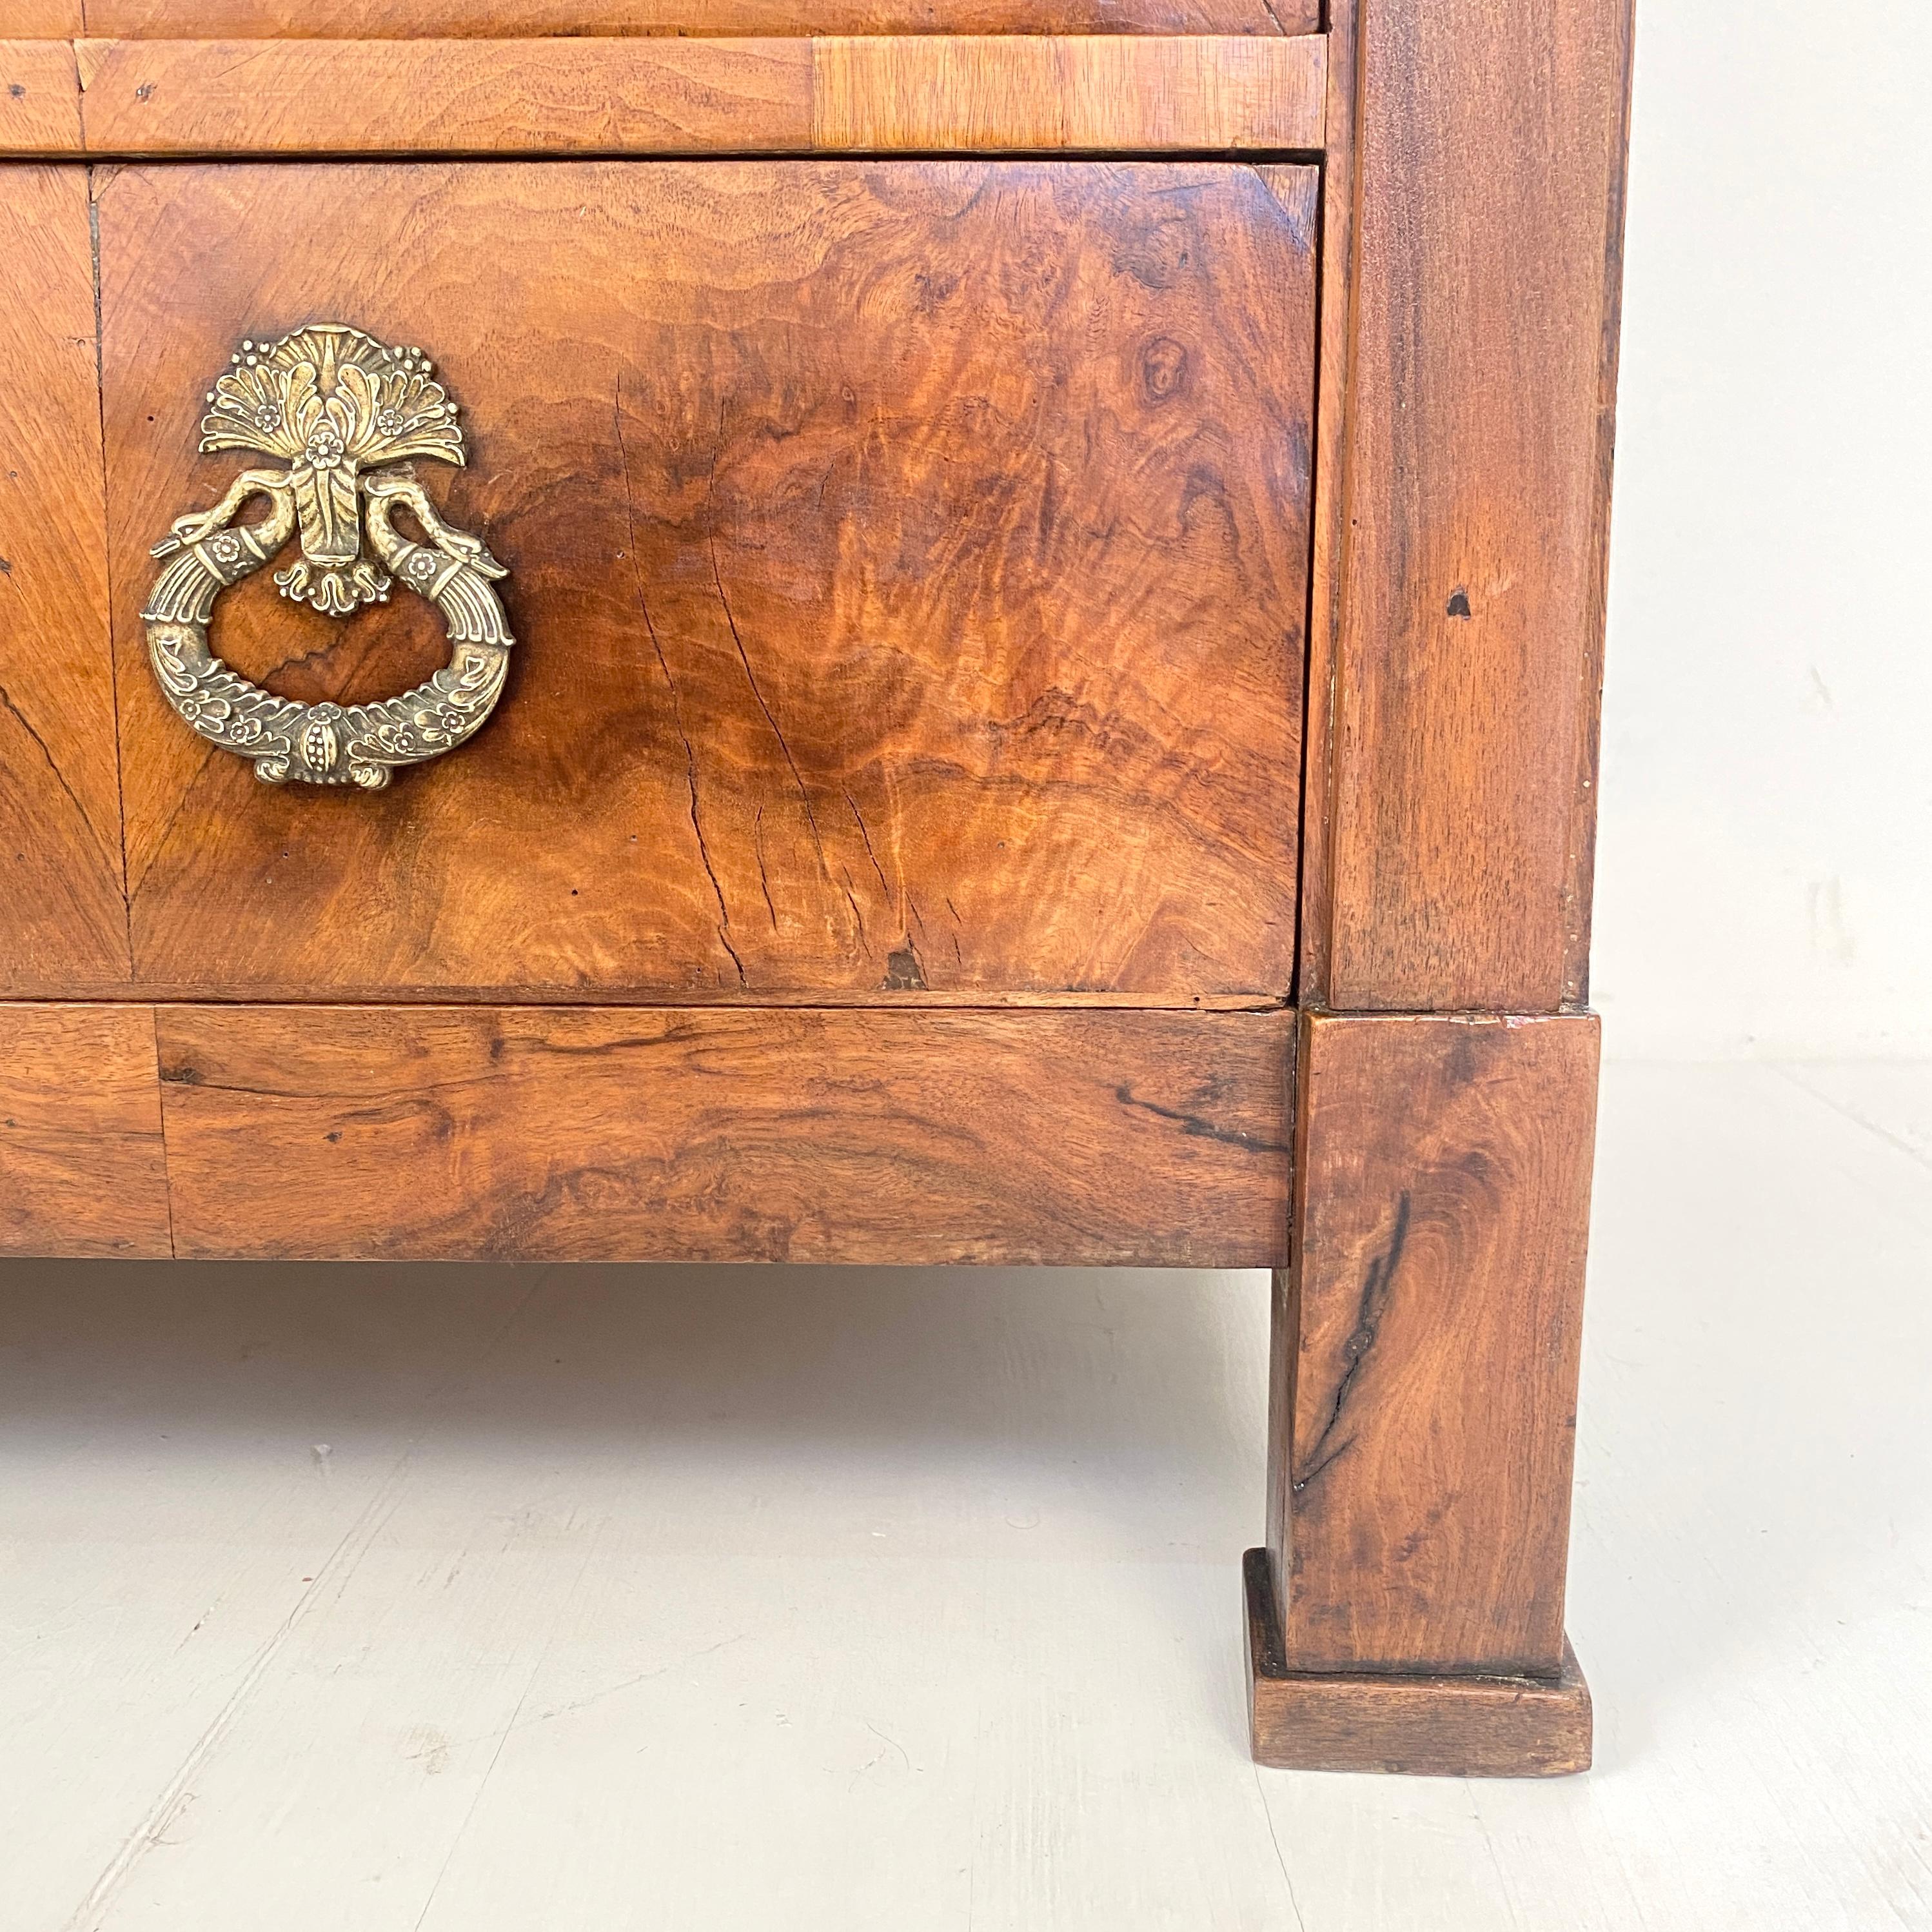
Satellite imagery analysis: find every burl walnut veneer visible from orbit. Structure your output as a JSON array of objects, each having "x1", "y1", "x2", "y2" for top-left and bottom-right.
[{"x1": 0, "y1": 0, "x2": 1632, "y2": 1775}]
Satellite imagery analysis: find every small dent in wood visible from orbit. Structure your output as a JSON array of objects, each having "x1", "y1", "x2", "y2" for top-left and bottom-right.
[{"x1": 1445, "y1": 587, "x2": 1472, "y2": 619}]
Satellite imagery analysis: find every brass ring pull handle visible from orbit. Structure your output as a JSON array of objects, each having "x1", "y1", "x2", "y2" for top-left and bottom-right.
[{"x1": 142, "y1": 324, "x2": 514, "y2": 790}]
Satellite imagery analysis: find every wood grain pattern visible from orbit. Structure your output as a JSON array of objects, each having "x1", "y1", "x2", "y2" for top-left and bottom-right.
[
  {"x1": 73, "y1": 35, "x2": 1323, "y2": 156},
  {"x1": 97, "y1": 160, "x2": 1314, "y2": 1001},
  {"x1": 1288, "y1": 0, "x2": 1356, "y2": 1009},
  {"x1": 0, "y1": 42, "x2": 81, "y2": 153},
  {"x1": 75, "y1": 37, "x2": 814, "y2": 155},
  {"x1": 0, "y1": 1003, "x2": 170, "y2": 1257},
  {"x1": 1323, "y1": 0, "x2": 1634, "y2": 1011},
  {"x1": 1268, "y1": 1012, "x2": 1599, "y2": 1675},
  {"x1": 152, "y1": 1004, "x2": 1294, "y2": 1264},
  {"x1": 3, "y1": 0, "x2": 83, "y2": 36},
  {"x1": 813, "y1": 34, "x2": 1323, "y2": 152},
  {"x1": 1245, "y1": 1552, "x2": 1592, "y2": 1775},
  {"x1": 0, "y1": 164, "x2": 130, "y2": 989},
  {"x1": 79, "y1": 1, "x2": 1319, "y2": 39}
]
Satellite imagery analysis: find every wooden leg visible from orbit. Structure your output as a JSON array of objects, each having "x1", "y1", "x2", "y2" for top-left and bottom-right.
[{"x1": 1250, "y1": 1011, "x2": 1600, "y2": 1775}]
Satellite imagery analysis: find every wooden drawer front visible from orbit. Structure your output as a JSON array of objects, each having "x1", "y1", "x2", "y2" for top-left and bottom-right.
[
  {"x1": 99, "y1": 160, "x2": 1314, "y2": 1001},
  {"x1": 152, "y1": 1004, "x2": 1293, "y2": 1265}
]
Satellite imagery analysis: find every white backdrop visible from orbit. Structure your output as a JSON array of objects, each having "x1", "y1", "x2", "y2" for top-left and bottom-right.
[{"x1": 1593, "y1": 0, "x2": 1932, "y2": 1057}]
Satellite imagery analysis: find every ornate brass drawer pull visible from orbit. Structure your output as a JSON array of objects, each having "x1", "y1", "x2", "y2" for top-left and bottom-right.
[{"x1": 142, "y1": 324, "x2": 514, "y2": 790}]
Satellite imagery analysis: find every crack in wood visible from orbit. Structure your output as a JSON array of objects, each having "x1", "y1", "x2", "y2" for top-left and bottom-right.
[
  {"x1": 1113, "y1": 1082, "x2": 1292, "y2": 1156},
  {"x1": 613, "y1": 377, "x2": 745, "y2": 989},
  {"x1": 1292, "y1": 1190, "x2": 1410, "y2": 1495},
  {"x1": 704, "y1": 426, "x2": 831, "y2": 904}
]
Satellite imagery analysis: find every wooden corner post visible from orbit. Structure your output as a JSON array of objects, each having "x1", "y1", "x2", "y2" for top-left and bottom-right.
[{"x1": 1251, "y1": 0, "x2": 1634, "y2": 1774}]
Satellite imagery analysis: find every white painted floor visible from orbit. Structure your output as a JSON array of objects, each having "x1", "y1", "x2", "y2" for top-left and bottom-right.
[{"x1": 3, "y1": 1059, "x2": 1927, "y2": 1931}]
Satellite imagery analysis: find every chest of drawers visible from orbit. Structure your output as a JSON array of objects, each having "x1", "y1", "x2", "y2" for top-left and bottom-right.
[{"x1": 0, "y1": 0, "x2": 1631, "y2": 1776}]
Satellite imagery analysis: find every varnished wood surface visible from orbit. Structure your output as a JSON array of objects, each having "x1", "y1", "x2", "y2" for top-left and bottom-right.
[
  {"x1": 0, "y1": 164, "x2": 130, "y2": 989},
  {"x1": 80, "y1": 1, "x2": 1319, "y2": 37},
  {"x1": 151, "y1": 1004, "x2": 1294, "y2": 1264},
  {"x1": 1270, "y1": 1012, "x2": 1599, "y2": 1675},
  {"x1": 1320, "y1": 0, "x2": 1633, "y2": 1011},
  {"x1": 66, "y1": 35, "x2": 1324, "y2": 156},
  {"x1": 5, "y1": 1, "x2": 83, "y2": 36},
  {"x1": 813, "y1": 34, "x2": 1323, "y2": 152},
  {"x1": 0, "y1": 42, "x2": 80, "y2": 152},
  {"x1": 74, "y1": 35, "x2": 814, "y2": 155},
  {"x1": 5, "y1": 987, "x2": 1285, "y2": 1010},
  {"x1": 0, "y1": 1003, "x2": 170, "y2": 1257},
  {"x1": 97, "y1": 161, "x2": 1314, "y2": 1001},
  {"x1": 1245, "y1": 1552, "x2": 1592, "y2": 1776},
  {"x1": 1288, "y1": 0, "x2": 1355, "y2": 1009}
]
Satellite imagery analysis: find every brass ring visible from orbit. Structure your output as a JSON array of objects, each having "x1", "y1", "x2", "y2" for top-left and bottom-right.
[{"x1": 142, "y1": 324, "x2": 514, "y2": 790}]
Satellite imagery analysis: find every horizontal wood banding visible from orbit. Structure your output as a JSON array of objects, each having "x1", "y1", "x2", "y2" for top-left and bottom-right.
[
  {"x1": 74, "y1": 36, "x2": 815, "y2": 154},
  {"x1": 0, "y1": 1004, "x2": 170, "y2": 1257},
  {"x1": 59, "y1": 35, "x2": 1325, "y2": 155},
  {"x1": 1277, "y1": 1011, "x2": 1599, "y2": 1675},
  {"x1": 5, "y1": 4, "x2": 83, "y2": 38},
  {"x1": 151, "y1": 1004, "x2": 1294, "y2": 1265},
  {"x1": 1245, "y1": 1550, "x2": 1592, "y2": 1776},
  {"x1": 77, "y1": 1, "x2": 1320, "y2": 34},
  {"x1": 0, "y1": 989, "x2": 1290, "y2": 1011},
  {"x1": 813, "y1": 34, "x2": 1324, "y2": 152}
]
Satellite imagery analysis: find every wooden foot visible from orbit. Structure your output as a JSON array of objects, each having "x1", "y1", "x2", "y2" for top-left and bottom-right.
[
  {"x1": 1254, "y1": 1012, "x2": 1599, "y2": 1775},
  {"x1": 1245, "y1": 1550, "x2": 1592, "y2": 1776}
]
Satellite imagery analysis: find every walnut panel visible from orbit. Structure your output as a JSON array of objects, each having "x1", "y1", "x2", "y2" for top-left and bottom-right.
[
  {"x1": 0, "y1": 164, "x2": 130, "y2": 989},
  {"x1": 0, "y1": 42, "x2": 81, "y2": 152},
  {"x1": 154, "y1": 1004, "x2": 1294, "y2": 1265},
  {"x1": 811, "y1": 34, "x2": 1324, "y2": 151},
  {"x1": 72, "y1": 37, "x2": 1323, "y2": 158},
  {"x1": 0, "y1": 1003, "x2": 170, "y2": 1257},
  {"x1": 5, "y1": 3, "x2": 84, "y2": 37},
  {"x1": 97, "y1": 161, "x2": 1314, "y2": 1001},
  {"x1": 75, "y1": 37, "x2": 816, "y2": 154},
  {"x1": 81, "y1": 3, "x2": 1317, "y2": 39}
]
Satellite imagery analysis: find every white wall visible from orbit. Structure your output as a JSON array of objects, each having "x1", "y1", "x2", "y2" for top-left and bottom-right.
[{"x1": 1593, "y1": 0, "x2": 1932, "y2": 1057}]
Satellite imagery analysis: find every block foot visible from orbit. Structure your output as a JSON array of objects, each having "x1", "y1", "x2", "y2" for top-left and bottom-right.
[{"x1": 1244, "y1": 1550, "x2": 1592, "y2": 1776}]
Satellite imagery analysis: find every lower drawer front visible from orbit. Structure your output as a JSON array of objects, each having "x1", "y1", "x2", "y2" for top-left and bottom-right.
[
  {"x1": 1, "y1": 1003, "x2": 1292, "y2": 1266},
  {"x1": 94, "y1": 158, "x2": 1315, "y2": 1003}
]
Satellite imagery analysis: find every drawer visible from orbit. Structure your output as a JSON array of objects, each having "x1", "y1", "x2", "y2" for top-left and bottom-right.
[{"x1": 95, "y1": 159, "x2": 1316, "y2": 1000}]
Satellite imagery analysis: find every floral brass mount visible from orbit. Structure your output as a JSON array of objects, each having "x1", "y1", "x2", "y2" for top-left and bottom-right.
[{"x1": 143, "y1": 324, "x2": 514, "y2": 789}]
